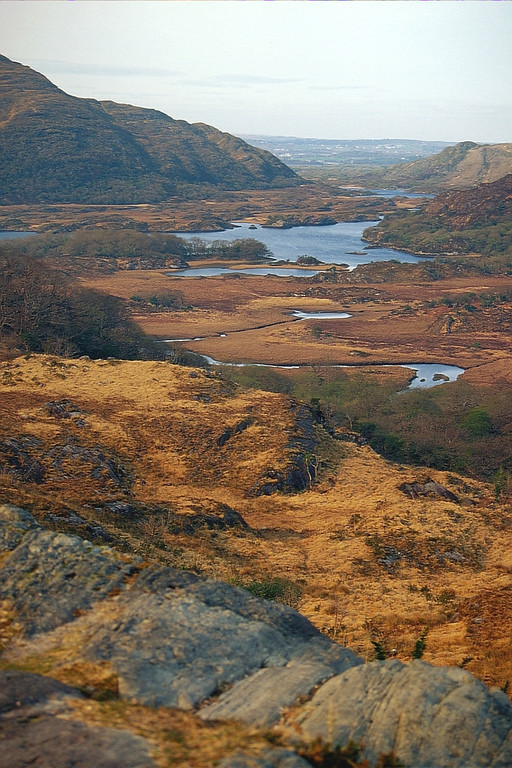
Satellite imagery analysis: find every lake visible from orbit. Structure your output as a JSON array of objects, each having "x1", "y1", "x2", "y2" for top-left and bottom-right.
[
  {"x1": 169, "y1": 266, "x2": 322, "y2": 277},
  {"x1": 175, "y1": 221, "x2": 423, "y2": 271}
]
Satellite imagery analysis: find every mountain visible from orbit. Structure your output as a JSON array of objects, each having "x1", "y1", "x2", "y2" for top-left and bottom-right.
[
  {"x1": 298, "y1": 140, "x2": 512, "y2": 194},
  {"x1": 0, "y1": 55, "x2": 299, "y2": 204},
  {"x1": 374, "y1": 140, "x2": 512, "y2": 192},
  {"x1": 364, "y1": 173, "x2": 512, "y2": 256}
]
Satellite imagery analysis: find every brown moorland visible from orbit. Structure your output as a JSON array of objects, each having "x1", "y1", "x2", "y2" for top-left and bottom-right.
[
  {"x1": 0, "y1": 184, "x2": 397, "y2": 234},
  {"x1": 80, "y1": 268, "x2": 512, "y2": 383}
]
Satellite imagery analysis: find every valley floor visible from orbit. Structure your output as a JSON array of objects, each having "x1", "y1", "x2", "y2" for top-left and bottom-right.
[{"x1": 81, "y1": 267, "x2": 512, "y2": 385}]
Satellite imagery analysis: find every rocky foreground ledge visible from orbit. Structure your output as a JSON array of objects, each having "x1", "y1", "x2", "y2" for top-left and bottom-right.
[{"x1": 0, "y1": 504, "x2": 511, "y2": 768}]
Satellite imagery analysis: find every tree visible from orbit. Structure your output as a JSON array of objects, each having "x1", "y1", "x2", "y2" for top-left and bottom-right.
[{"x1": 461, "y1": 408, "x2": 493, "y2": 438}]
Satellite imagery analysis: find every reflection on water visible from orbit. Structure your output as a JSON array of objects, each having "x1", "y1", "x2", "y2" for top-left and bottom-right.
[
  {"x1": 398, "y1": 363, "x2": 465, "y2": 389},
  {"x1": 168, "y1": 266, "x2": 320, "y2": 277},
  {"x1": 291, "y1": 310, "x2": 352, "y2": 320}
]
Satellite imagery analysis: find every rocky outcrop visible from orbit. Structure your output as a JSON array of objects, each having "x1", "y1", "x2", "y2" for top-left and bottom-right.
[
  {"x1": 0, "y1": 436, "x2": 46, "y2": 484},
  {"x1": 250, "y1": 403, "x2": 319, "y2": 495},
  {"x1": 0, "y1": 434, "x2": 129, "y2": 491},
  {"x1": 399, "y1": 479, "x2": 459, "y2": 503},
  {"x1": 0, "y1": 505, "x2": 140, "y2": 636},
  {"x1": 1, "y1": 504, "x2": 512, "y2": 767}
]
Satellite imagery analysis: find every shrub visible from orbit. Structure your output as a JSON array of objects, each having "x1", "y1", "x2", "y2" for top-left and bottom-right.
[
  {"x1": 412, "y1": 630, "x2": 428, "y2": 660},
  {"x1": 237, "y1": 577, "x2": 302, "y2": 608}
]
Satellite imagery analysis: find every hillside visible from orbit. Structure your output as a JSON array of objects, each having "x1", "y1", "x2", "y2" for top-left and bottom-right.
[
  {"x1": 300, "y1": 141, "x2": 512, "y2": 194},
  {"x1": 0, "y1": 55, "x2": 299, "y2": 205},
  {"x1": 377, "y1": 141, "x2": 512, "y2": 192},
  {"x1": 364, "y1": 173, "x2": 512, "y2": 257},
  {"x1": 1, "y1": 355, "x2": 512, "y2": 766}
]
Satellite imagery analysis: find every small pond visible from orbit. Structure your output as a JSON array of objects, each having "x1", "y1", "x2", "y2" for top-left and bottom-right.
[
  {"x1": 0, "y1": 231, "x2": 37, "y2": 240},
  {"x1": 291, "y1": 310, "x2": 352, "y2": 320}
]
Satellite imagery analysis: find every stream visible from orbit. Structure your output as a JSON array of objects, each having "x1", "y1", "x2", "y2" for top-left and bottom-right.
[{"x1": 195, "y1": 356, "x2": 465, "y2": 389}]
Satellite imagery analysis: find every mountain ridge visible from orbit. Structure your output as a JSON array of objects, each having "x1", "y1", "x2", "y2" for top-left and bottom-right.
[
  {"x1": 376, "y1": 140, "x2": 512, "y2": 191},
  {"x1": 0, "y1": 55, "x2": 299, "y2": 204}
]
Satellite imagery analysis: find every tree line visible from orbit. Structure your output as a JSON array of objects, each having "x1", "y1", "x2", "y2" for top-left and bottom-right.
[
  {"x1": 10, "y1": 229, "x2": 273, "y2": 268},
  {"x1": 0, "y1": 246, "x2": 165, "y2": 359}
]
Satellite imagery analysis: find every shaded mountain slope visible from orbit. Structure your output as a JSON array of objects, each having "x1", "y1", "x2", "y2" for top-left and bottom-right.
[
  {"x1": 100, "y1": 102, "x2": 298, "y2": 190},
  {"x1": 422, "y1": 172, "x2": 512, "y2": 228},
  {"x1": 0, "y1": 54, "x2": 298, "y2": 204}
]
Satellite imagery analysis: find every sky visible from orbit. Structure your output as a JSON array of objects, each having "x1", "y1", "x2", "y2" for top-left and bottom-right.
[{"x1": 1, "y1": 1, "x2": 511, "y2": 144}]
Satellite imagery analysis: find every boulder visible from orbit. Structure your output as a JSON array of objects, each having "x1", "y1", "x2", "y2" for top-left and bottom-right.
[{"x1": 283, "y1": 659, "x2": 512, "y2": 768}]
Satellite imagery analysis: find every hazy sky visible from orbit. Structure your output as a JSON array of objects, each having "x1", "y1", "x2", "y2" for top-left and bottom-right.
[{"x1": 1, "y1": 1, "x2": 511, "y2": 143}]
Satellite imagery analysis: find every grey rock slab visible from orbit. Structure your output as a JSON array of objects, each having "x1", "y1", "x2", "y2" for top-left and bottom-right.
[
  {"x1": 0, "y1": 510, "x2": 140, "y2": 637},
  {"x1": 79, "y1": 588, "x2": 326, "y2": 709},
  {"x1": 0, "y1": 669, "x2": 82, "y2": 715},
  {"x1": 218, "y1": 748, "x2": 311, "y2": 768},
  {"x1": 0, "y1": 670, "x2": 156, "y2": 768},
  {"x1": 0, "y1": 715, "x2": 156, "y2": 768},
  {"x1": 74, "y1": 565, "x2": 349, "y2": 710},
  {"x1": 284, "y1": 659, "x2": 512, "y2": 768},
  {"x1": 200, "y1": 641, "x2": 362, "y2": 727},
  {"x1": 0, "y1": 503, "x2": 42, "y2": 552},
  {"x1": 133, "y1": 566, "x2": 319, "y2": 641}
]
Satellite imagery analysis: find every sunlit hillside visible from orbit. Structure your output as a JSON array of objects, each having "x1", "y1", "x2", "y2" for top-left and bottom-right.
[{"x1": 1, "y1": 354, "x2": 511, "y2": 696}]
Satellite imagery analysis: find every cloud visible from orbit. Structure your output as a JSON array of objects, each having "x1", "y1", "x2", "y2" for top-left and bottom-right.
[
  {"x1": 30, "y1": 59, "x2": 183, "y2": 79},
  {"x1": 312, "y1": 85, "x2": 369, "y2": 92},
  {"x1": 192, "y1": 73, "x2": 304, "y2": 89}
]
